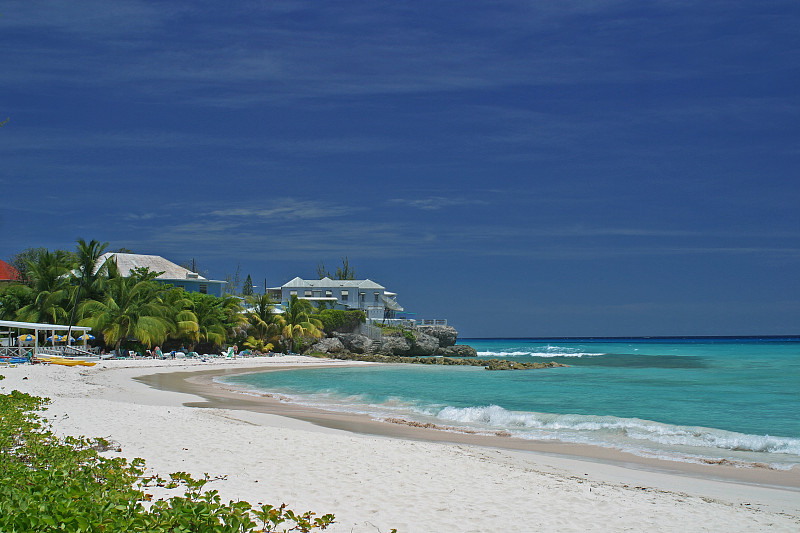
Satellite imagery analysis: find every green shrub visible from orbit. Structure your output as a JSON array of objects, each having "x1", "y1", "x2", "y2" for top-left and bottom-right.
[
  {"x1": 0, "y1": 389, "x2": 336, "y2": 532},
  {"x1": 375, "y1": 324, "x2": 415, "y2": 342},
  {"x1": 317, "y1": 309, "x2": 365, "y2": 334}
]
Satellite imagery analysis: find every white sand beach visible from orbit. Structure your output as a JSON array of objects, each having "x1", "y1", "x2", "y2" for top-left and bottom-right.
[{"x1": 1, "y1": 357, "x2": 798, "y2": 532}]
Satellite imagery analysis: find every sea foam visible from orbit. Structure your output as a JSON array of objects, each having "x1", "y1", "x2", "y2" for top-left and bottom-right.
[{"x1": 434, "y1": 405, "x2": 800, "y2": 456}]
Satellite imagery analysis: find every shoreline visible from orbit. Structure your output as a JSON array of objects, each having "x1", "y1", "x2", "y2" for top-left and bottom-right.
[
  {"x1": 2, "y1": 357, "x2": 799, "y2": 532},
  {"x1": 138, "y1": 362, "x2": 800, "y2": 492}
]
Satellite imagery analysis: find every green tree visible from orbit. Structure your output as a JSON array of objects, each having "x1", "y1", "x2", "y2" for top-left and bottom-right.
[
  {"x1": 184, "y1": 293, "x2": 243, "y2": 351},
  {"x1": 79, "y1": 277, "x2": 170, "y2": 354},
  {"x1": 16, "y1": 250, "x2": 74, "y2": 324},
  {"x1": 335, "y1": 257, "x2": 356, "y2": 280},
  {"x1": 243, "y1": 274, "x2": 254, "y2": 296},
  {"x1": 278, "y1": 295, "x2": 323, "y2": 353},
  {"x1": 244, "y1": 293, "x2": 282, "y2": 348},
  {"x1": 71, "y1": 238, "x2": 111, "y2": 303},
  {"x1": 316, "y1": 261, "x2": 329, "y2": 279},
  {"x1": 67, "y1": 239, "x2": 111, "y2": 338},
  {"x1": 317, "y1": 257, "x2": 357, "y2": 280},
  {"x1": 7, "y1": 247, "x2": 48, "y2": 286},
  {"x1": 0, "y1": 284, "x2": 34, "y2": 320},
  {"x1": 160, "y1": 288, "x2": 200, "y2": 349}
]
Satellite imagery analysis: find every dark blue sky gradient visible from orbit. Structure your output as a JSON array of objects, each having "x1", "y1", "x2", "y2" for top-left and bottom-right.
[{"x1": 1, "y1": 1, "x2": 798, "y2": 336}]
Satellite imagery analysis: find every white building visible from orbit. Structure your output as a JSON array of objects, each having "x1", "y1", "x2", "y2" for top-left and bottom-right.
[
  {"x1": 97, "y1": 253, "x2": 227, "y2": 297},
  {"x1": 269, "y1": 277, "x2": 404, "y2": 321}
]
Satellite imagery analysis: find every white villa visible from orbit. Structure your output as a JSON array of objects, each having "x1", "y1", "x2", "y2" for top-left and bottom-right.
[
  {"x1": 269, "y1": 277, "x2": 404, "y2": 321},
  {"x1": 96, "y1": 253, "x2": 227, "y2": 297}
]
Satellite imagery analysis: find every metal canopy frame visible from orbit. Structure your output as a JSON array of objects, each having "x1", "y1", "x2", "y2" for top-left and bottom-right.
[{"x1": 0, "y1": 319, "x2": 93, "y2": 354}]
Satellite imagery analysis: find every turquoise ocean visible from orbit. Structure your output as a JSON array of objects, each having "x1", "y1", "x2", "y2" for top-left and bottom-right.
[{"x1": 221, "y1": 337, "x2": 800, "y2": 468}]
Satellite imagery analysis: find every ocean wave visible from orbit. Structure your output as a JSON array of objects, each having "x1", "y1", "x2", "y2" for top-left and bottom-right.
[
  {"x1": 476, "y1": 351, "x2": 603, "y2": 358},
  {"x1": 434, "y1": 405, "x2": 800, "y2": 456}
]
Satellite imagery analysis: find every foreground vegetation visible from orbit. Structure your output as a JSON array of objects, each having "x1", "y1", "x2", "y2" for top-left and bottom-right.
[{"x1": 0, "y1": 380, "x2": 336, "y2": 532}]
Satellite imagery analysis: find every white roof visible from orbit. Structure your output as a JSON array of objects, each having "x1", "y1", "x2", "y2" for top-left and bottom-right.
[
  {"x1": 0, "y1": 319, "x2": 92, "y2": 332},
  {"x1": 281, "y1": 276, "x2": 386, "y2": 290},
  {"x1": 99, "y1": 253, "x2": 223, "y2": 283}
]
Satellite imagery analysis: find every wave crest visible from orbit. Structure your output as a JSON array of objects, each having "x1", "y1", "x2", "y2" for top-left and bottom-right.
[{"x1": 435, "y1": 405, "x2": 800, "y2": 455}]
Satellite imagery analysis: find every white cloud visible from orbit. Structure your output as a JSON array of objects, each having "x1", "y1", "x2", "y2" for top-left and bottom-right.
[
  {"x1": 389, "y1": 197, "x2": 489, "y2": 210},
  {"x1": 209, "y1": 199, "x2": 355, "y2": 220}
]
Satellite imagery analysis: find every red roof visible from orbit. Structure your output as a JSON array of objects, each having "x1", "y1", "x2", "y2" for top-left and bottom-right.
[{"x1": 0, "y1": 259, "x2": 21, "y2": 281}]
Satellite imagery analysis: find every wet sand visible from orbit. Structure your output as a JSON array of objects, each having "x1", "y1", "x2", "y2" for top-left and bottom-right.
[{"x1": 138, "y1": 363, "x2": 800, "y2": 491}]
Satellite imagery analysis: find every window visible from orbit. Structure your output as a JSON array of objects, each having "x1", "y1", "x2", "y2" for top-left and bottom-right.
[
  {"x1": 341, "y1": 290, "x2": 348, "y2": 301},
  {"x1": 325, "y1": 290, "x2": 333, "y2": 297},
  {"x1": 312, "y1": 291, "x2": 322, "y2": 297},
  {"x1": 304, "y1": 290, "x2": 313, "y2": 297},
  {"x1": 290, "y1": 290, "x2": 297, "y2": 296},
  {"x1": 199, "y1": 284, "x2": 208, "y2": 294},
  {"x1": 374, "y1": 292, "x2": 380, "y2": 303},
  {"x1": 359, "y1": 292, "x2": 365, "y2": 303}
]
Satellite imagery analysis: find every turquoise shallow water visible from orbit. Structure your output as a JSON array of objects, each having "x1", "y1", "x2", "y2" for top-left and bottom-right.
[{"x1": 221, "y1": 337, "x2": 800, "y2": 467}]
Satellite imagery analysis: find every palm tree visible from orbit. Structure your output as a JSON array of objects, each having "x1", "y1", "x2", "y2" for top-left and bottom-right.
[
  {"x1": 79, "y1": 277, "x2": 170, "y2": 354},
  {"x1": 66, "y1": 238, "x2": 110, "y2": 340},
  {"x1": 245, "y1": 293, "x2": 281, "y2": 339},
  {"x1": 160, "y1": 288, "x2": 200, "y2": 350},
  {"x1": 278, "y1": 295, "x2": 323, "y2": 353},
  {"x1": 16, "y1": 250, "x2": 74, "y2": 324},
  {"x1": 72, "y1": 238, "x2": 111, "y2": 302},
  {"x1": 187, "y1": 293, "x2": 236, "y2": 351}
]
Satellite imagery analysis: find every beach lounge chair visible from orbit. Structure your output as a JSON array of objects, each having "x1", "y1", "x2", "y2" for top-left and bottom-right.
[{"x1": 222, "y1": 346, "x2": 234, "y2": 358}]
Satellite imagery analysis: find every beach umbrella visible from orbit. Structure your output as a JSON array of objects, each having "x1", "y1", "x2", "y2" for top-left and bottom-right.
[
  {"x1": 74, "y1": 332, "x2": 95, "y2": 341},
  {"x1": 47, "y1": 334, "x2": 68, "y2": 343},
  {"x1": 18, "y1": 334, "x2": 36, "y2": 344}
]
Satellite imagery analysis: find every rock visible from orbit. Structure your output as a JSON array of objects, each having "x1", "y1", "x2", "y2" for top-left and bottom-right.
[
  {"x1": 406, "y1": 331, "x2": 440, "y2": 356},
  {"x1": 378, "y1": 335, "x2": 413, "y2": 355},
  {"x1": 436, "y1": 345, "x2": 478, "y2": 357},
  {"x1": 416, "y1": 325, "x2": 458, "y2": 347},
  {"x1": 310, "y1": 337, "x2": 346, "y2": 354},
  {"x1": 483, "y1": 360, "x2": 568, "y2": 371},
  {"x1": 334, "y1": 333, "x2": 374, "y2": 354}
]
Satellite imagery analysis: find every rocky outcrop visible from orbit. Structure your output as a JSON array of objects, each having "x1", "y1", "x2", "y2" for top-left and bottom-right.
[
  {"x1": 406, "y1": 331, "x2": 440, "y2": 356},
  {"x1": 377, "y1": 335, "x2": 412, "y2": 355},
  {"x1": 415, "y1": 325, "x2": 458, "y2": 347},
  {"x1": 436, "y1": 345, "x2": 478, "y2": 357},
  {"x1": 483, "y1": 360, "x2": 567, "y2": 371},
  {"x1": 333, "y1": 333, "x2": 375, "y2": 354},
  {"x1": 376, "y1": 330, "x2": 441, "y2": 356},
  {"x1": 330, "y1": 325, "x2": 472, "y2": 358},
  {"x1": 310, "y1": 337, "x2": 346, "y2": 354},
  {"x1": 328, "y1": 351, "x2": 568, "y2": 371}
]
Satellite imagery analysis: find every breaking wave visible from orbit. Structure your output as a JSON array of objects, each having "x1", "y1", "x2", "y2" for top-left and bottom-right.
[
  {"x1": 434, "y1": 405, "x2": 800, "y2": 459},
  {"x1": 477, "y1": 345, "x2": 603, "y2": 358}
]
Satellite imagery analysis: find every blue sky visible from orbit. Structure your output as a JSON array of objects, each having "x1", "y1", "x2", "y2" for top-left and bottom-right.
[{"x1": 2, "y1": 1, "x2": 798, "y2": 337}]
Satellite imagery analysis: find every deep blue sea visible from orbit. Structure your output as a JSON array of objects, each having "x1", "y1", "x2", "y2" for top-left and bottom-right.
[{"x1": 221, "y1": 337, "x2": 800, "y2": 468}]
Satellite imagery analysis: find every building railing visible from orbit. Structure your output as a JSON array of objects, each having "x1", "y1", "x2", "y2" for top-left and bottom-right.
[
  {"x1": 365, "y1": 318, "x2": 449, "y2": 328},
  {"x1": 416, "y1": 319, "x2": 448, "y2": 326},
  {"x1": 0, "y1": 346, "x2": 33, "y2": 358},
  {"x1": 367, "y1": 318, "x2": 416, "y2": 328},
  {"x1": 35, "y1": 346, "x2": 96, "y2": 357}
]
